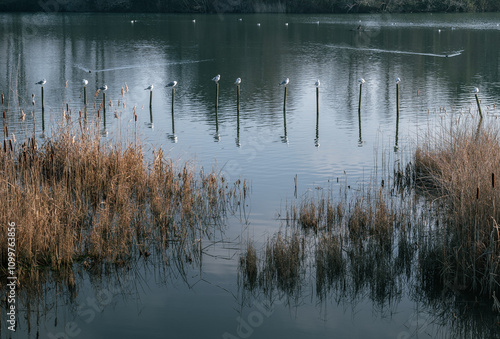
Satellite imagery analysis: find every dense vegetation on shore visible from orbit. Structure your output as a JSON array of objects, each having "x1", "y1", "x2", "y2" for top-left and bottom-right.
[{"x1": 1, "y1": 0, "x2": 499, "y2": 14}]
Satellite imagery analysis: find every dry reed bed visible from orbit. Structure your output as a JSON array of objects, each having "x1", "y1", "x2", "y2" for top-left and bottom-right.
[
  {"x1": 240, "y1": 119, "x2": 500, "y2": 324},
  {"x1": 413, "y1": 121, "x2": 500, "y2": 299},
  {"x1": 0, "y1": 121, "x2": 245, "y2": 280}
]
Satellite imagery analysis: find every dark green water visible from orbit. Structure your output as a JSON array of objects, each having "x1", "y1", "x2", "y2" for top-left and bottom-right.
[{"x1": 1, "y1": 12, "x2": 500, "y2": 339}]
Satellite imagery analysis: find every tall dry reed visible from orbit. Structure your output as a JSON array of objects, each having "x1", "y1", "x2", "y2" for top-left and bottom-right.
[{"x1": 0, "y1": 120, "x2": 243, "y2": 280}]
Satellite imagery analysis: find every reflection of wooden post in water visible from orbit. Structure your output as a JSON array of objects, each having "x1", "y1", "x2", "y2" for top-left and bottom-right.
[
  {"x1": 474, "y1": 87, "x2": 483, "y2": 118},
  {"x1": 282, "y1": 109, "x2": 288, "y2": 143},
  {"x1": 236, "y1": 109, "x2": 241, "y2": 147},
  {"x1": 358, "y1": 108, "x2": 362, "y2": 146},
  {"x1": 149, "y1": 90, "x2": 153, "y2": 109},
  {"x1": 42, "y1": 108, "x2": 45, "y2": 133},
  {"x1": 215, "y1": 82, "x2": 219, "y2": 110},
  {"x1": 149, "y1": 106, "x2": 153, "y2": 125},
  {"x1": 315, "y1": 110, "x2": 320, "y2": 147}
]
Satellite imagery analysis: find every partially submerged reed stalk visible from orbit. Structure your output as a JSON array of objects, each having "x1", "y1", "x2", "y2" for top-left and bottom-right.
[{"x1": 0, "y1": 120, "x2": 244, "y2": 280}]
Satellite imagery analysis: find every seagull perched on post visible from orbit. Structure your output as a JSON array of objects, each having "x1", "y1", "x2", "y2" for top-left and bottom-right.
[
  {"x1": 82, "y1": 79, "x2": 88, "y2": 86},
  {"x1": 473, "y1": 87, "x2": 479, "y2": 94},
  {"x1": 166, "y1": 81, "x2": 177, "y2": 88},
  {"x1": 234, "y1": 78, "x2": 241, "y2": 85},
  {"x1": 35, "y1": 79, "x2": 46, "y2": 85},
  {"x1": 279, "y1": 78, "x2": 289, "y2": 87},
  {"x1": 358, "y1": 78, "x2": 365, "y2": 84},
  {"x1": 99, "y1": 85, "x2": 108, "y2": 91},
  {"x1": 395, "y1": 77, "x2": 401, "y2": 84},
  {"x1": 145, "y1": 85, "x2": 154, "y2": 91},
  {"x1": 212, "y1": 74, "x2": 221, "y2": 83},
  {"x1": 315, "y1": 79, "x2": 320, "y2": 87}
]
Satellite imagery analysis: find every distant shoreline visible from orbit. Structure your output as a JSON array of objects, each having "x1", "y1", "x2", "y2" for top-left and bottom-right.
[{"x1": 1, "y1": 0, "x2": 499, "y2": 14}]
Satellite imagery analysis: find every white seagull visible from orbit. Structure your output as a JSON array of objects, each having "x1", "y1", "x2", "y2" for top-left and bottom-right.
[
  {"x1": 99, "y1": 85, "x2": 108, "y2": 91},
  {"x1": 212, "y1": 74, "x2": 221, "y2": 83},
  {"x1": 145, "y1": 85, "x2": 154, "y2": 91},
  {"x1": 35, "y1": 79, "x2": 46, "y2": 85},
  {"x1": 234, "y1": 77, "x2": 241, "y2": 85},
  {"x1": 473, "y1": 87, "x2": 479, "y2": 94},
  {"x1": 315, "y1": 79, "x2": 320, "y2": 87},
  {"x1": 395, "y1": 77, "x2": 401, "y2": 84},
  {"x1": 257, "y1": 23, "x2": 261, "y2": 27},
  {"x1": 166, "y1": 81, "x2": 178, "y2": 88},
  {"x1": 82, "y1": 79, "x2": 88, "y2": 86},
  {"x1": 279, "y1": 78, "x2": 289, "y2": 86},
  {"x1": 358, "y1": 78, "x2": 366, "y2": 84}
]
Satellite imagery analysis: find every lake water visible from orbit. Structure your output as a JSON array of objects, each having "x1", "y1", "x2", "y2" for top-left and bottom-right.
[{"x1": 1, "y1": 12, "x2": 500, "y2": 338}]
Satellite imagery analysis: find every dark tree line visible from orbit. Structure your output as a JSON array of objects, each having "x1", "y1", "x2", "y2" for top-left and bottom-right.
[{"x1": 1, "y1": 0, "x2": 499, "y2": 13}]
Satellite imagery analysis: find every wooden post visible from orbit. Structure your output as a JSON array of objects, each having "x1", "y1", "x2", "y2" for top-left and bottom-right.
[
  {"x1": 41, "y1": 86, "x2": 45, "y2": 110},
  {"x1": 358, "y1": 82, "x2": 363, "y2": 114},
  {"x1": 475, "y1": 93, "x2": 483, "y2": 118},
  {"x1": 103, "y1": 92, "x2": 106, "y2": 115},
  {"x1": 149, "y1": 90, "x2": 153, "y2": 109},
  {"x1": 215, "y1": 82, "x2": 219, "y2": 110},
  {"x1": 84, "y1": 86, "x2": 87, "y2": 120},
  {"x1": 395, "y1": 82, "x2": 400, "y2": 150},
  {"x1": 396, "y1": 82, "x2": 400, "y2": 118},
  {"x1": 283, "y1": 86, "x2": 287, "y2": 112},
  {"x1": 237, "y1": 84, "x2": 240, "y2": 114},
  {"x1": 171, "y1": 87, "x2": 175, "y2": 115},
  {"x1": 316, "y1": 86, "x2": 319, "y2": 117}
]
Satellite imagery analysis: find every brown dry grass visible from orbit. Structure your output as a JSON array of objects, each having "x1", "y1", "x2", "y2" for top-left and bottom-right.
[
  {"x1": 414, "y1": 121, "x2": 500, "y2": 297},
  {"x1": 0, "y1": 121, "x2": 243, "y2": 280}
]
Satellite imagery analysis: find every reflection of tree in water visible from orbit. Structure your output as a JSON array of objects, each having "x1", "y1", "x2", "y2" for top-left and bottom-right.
[{"x1": 239, "y1": 181, "x2": 500, "y2": 337}]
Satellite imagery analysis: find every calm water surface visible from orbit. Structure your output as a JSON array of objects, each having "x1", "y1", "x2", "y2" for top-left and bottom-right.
[{"x1": 1, "y1": 12, "x2": 500, "y2": 338}]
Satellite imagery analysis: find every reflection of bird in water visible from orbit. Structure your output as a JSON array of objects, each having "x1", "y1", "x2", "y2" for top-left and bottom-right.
[{"x1": 357, "y1": 24, "x2": 362, "y2": 30}]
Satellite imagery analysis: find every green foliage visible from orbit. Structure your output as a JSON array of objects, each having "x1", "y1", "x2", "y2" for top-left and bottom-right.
[{"x1": 1, "y1": 0, "x2": 500, "y2": 13}]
